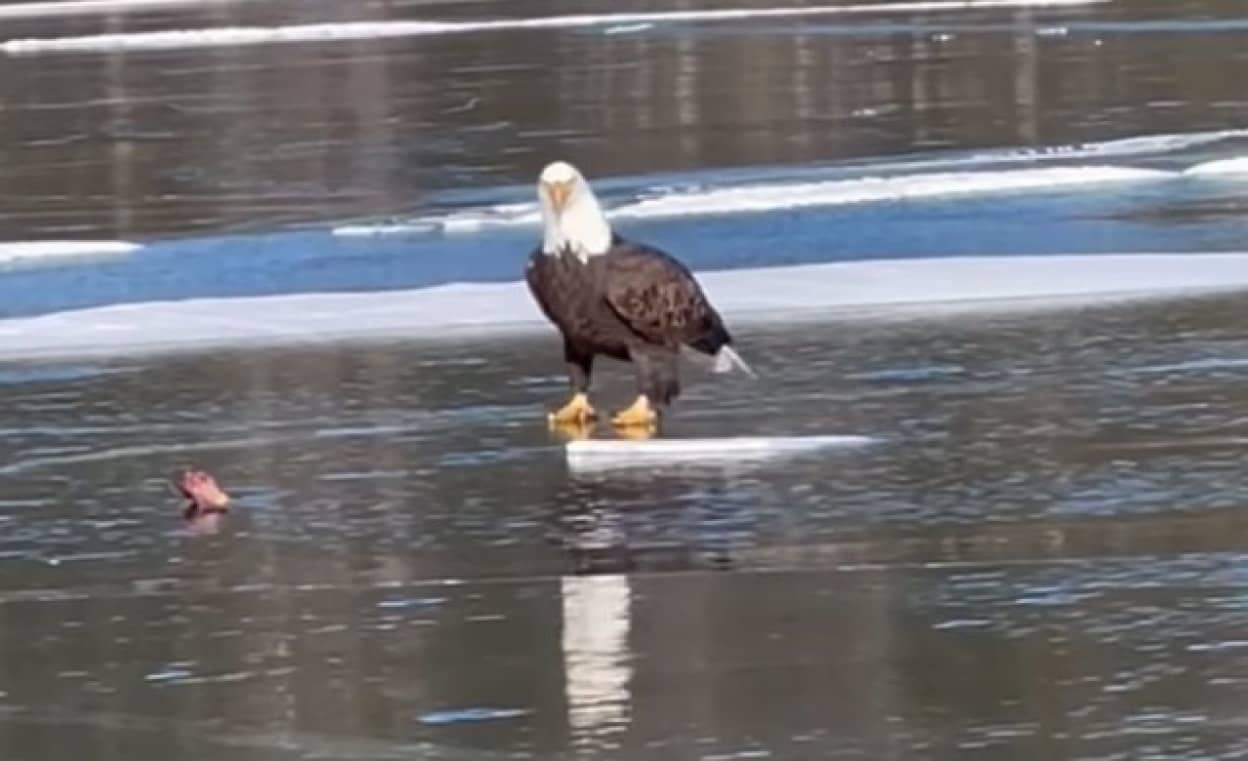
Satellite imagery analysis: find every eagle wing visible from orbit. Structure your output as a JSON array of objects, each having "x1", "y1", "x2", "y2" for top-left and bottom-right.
[
  {"x1": 524, "y1": 247, "x2": 559, "y2": 324},
  {"x1": 602, "y1": 242, "x2": 727, "y2": 350}
]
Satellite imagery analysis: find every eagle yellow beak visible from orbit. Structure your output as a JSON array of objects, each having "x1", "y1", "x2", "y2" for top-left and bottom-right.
[{"x1": 545, "y1": 179, "x2": 573, "y2": 213}]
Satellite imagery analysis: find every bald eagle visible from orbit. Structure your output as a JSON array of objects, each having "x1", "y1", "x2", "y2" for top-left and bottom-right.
[{"x1": 524, "y1": 161, "x2": 753, "y2": 429}]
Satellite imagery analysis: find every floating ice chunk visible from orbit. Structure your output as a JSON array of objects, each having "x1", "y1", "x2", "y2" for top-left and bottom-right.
[
  {"x1": 603, "y1": 23, "x2": 655, "y2": 35},
  {"x1": 565, "y1": 435, "x2": 876, "y2": 470},
  {"x1": 418, "y1": 707, "x2": 532, "y2": 725},
  {"x1": 0, "y1": 240, "x2": 140, "y2": 266},
  {"x1": 145, "y1": 669, "x2": 194, "y2": 682},
  {"x1": 330, "y1": 223, "x2": 439, "y2": 238},
  {"x1": 1185, "y1": 156, "x2": 1248, "y2": 176}
]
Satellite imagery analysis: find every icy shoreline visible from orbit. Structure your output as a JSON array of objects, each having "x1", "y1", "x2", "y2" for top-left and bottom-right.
[{"x1": 2, "y1": 253, "x2": 1246, "y2": 361}]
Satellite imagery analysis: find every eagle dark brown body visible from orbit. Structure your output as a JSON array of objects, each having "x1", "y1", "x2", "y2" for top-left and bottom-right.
[{"x1": 525, "y1": 236, "x2": 733, "y2": 415}]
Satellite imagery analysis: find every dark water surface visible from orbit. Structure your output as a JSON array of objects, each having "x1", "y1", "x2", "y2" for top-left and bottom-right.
[
  {"x1": 5, "y1": 295, "x2": 1248, "y2": 759},
  {"x1": 4, "y1": 0, "x2": 1248, "y2": 759},
  {"x1": 2, "y1": 0, "x2": 1247, "y2": 240}
]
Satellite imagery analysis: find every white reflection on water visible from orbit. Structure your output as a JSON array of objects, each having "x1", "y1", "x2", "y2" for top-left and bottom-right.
[{"x1": 561, "y1": 573, "x2": 633, "y2": 750}]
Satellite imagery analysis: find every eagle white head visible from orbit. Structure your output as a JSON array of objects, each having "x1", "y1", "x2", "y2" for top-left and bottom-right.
[{"x1": 537, "y1": 160, "x2": 612, "y2": 262}]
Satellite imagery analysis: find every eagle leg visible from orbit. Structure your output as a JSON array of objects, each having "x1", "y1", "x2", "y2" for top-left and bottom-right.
[
  {"x1": 611, "y1": 349, "x2": 673, "y2": 431},
  {"x1": 549, "y1": 345, "x2": 597, "y2": 426},
  {"x1": 611, "y1": 395, "x2": 658, "y2": 428},
  {"x1": 549, "y1": 391, "x2": 597, "y2": 426}
]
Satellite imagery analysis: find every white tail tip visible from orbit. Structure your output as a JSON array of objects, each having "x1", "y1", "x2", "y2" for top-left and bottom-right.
[{"x1": 713, "y1": 345, "x2": 757, "y2": 378}]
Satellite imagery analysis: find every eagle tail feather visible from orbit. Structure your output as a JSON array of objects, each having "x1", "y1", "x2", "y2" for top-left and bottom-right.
[{"x1": 712, "y1": 345, "x2": 757, "y2": 379}]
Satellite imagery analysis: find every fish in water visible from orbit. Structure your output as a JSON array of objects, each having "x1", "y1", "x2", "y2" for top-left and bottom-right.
[
  {"x1": 524, "y1": 160, "x2": 754, "y2": 432},
  {"x1": 174, "y1": 468, "x2": 231, "y2": 520}
]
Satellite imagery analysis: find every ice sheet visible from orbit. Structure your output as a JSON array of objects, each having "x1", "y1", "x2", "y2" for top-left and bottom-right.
[
  {"x1": 2, "y1": 0, "x2": 1109, "y2": 55},
  {"x1": 334, "y1": 166, "x2": 1171, "y2": 237},
  {"x1": 4, "y1": 253, "x2": 1248, "y2": 361},
  {"x1": 0, "y1": 0, "x2": 249, "y2": 19}
]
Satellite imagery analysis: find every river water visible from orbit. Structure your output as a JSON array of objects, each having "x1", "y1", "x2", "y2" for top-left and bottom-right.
[{"x1": 3, "y1": 0, "x2": 1248, "y2": 759}]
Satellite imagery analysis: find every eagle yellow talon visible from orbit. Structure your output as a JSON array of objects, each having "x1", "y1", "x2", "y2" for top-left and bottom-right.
[
  {"x1": 548, "y1": 392, "x2": 597, "y2": 426},
  {"x1": 611, "y1": 395, "x2": 658, "y2": 428},
  {"x1": 614, "y1": 423, "x2": 656, "y2": 441},
  {"x1": 548, "y1": 419, "x2": 594, "y2": 442}
]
